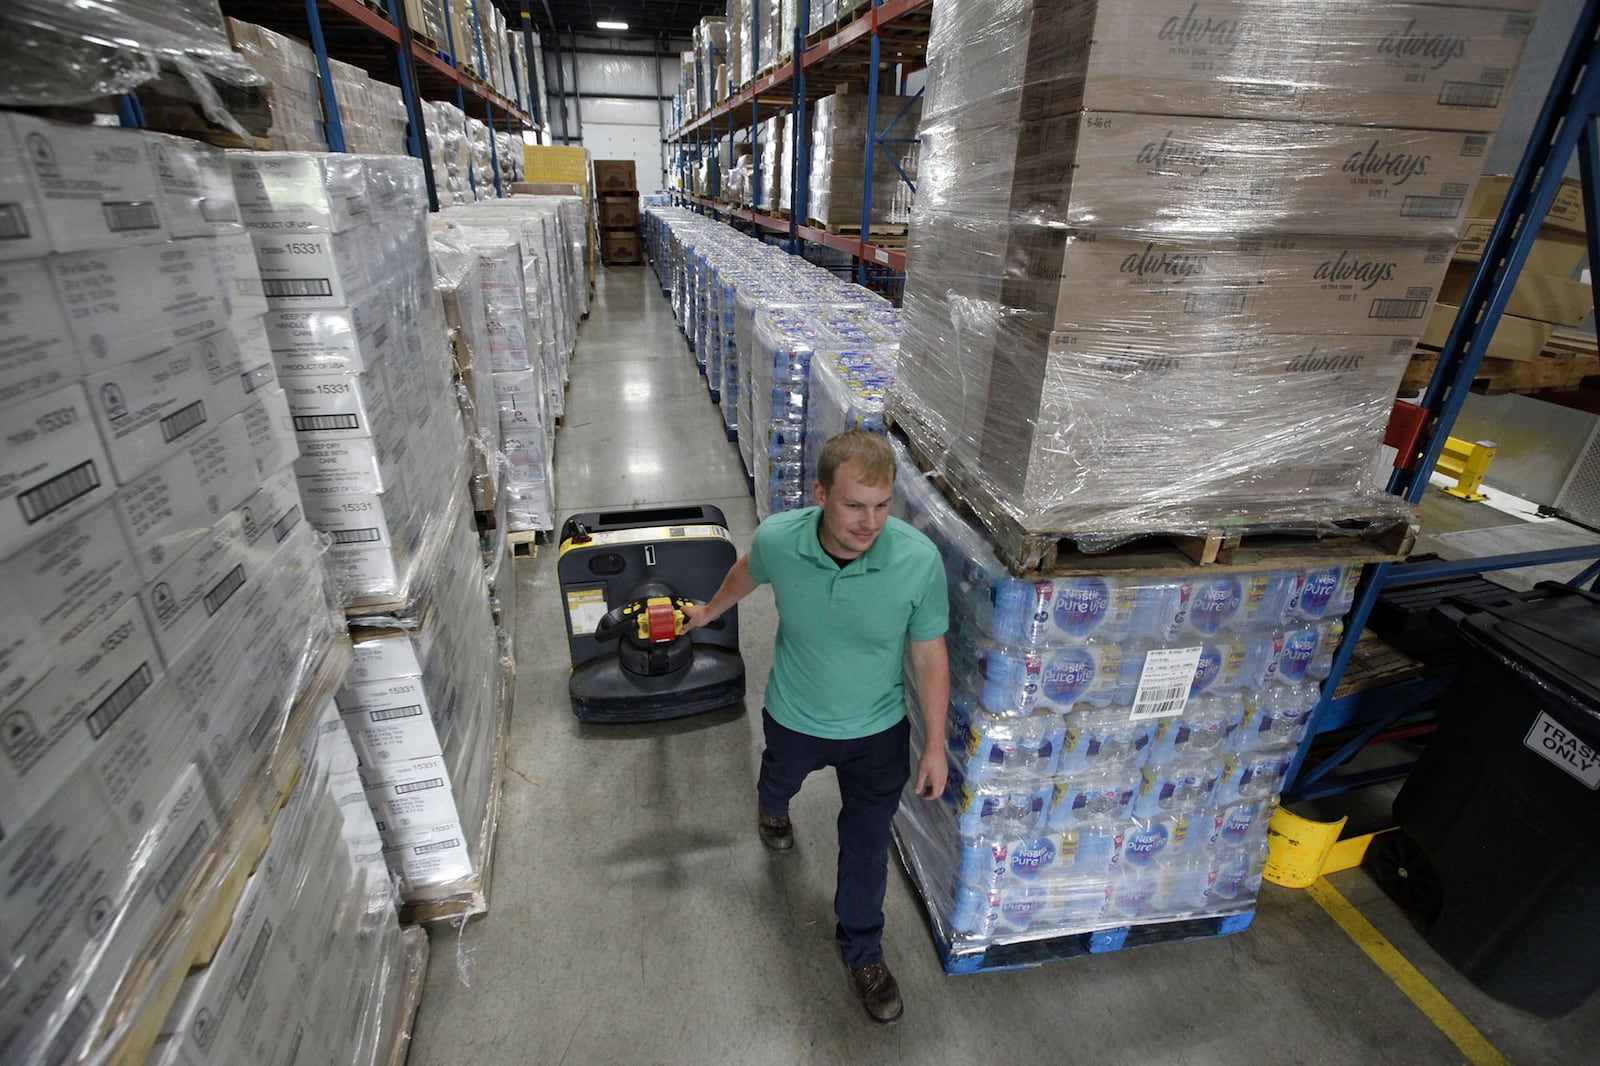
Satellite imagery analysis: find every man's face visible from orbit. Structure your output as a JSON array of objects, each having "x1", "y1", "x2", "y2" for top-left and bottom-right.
[{"x1": 814, "y1": 459, "x2": 892, "y2": 560}]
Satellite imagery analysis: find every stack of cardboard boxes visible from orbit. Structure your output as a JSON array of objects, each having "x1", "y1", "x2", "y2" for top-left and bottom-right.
[
  {"x1": 596, "y1": 158, "x2": 644, "y2": 265},
  {"x1": 893, "y1": 0, "x2": 1538, "y2": 538},
  {"x1": 808, "y1": 87, "x2": 922, "y2": 232}
]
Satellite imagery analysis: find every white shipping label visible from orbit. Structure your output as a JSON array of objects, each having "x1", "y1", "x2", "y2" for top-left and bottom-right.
[
  {"x1": 1523, "y1": 711, "x2": 1600, "y2": 789},
  {"x1": 1129, "y1": 646, "x2": 1203, "y2": 721}
]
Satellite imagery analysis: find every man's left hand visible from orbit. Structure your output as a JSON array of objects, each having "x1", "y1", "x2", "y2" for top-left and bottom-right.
[{"x1": 914, "y1": 746, "x2": 948, "y2": 800}]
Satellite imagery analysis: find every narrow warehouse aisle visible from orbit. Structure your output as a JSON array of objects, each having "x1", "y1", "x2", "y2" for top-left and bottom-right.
[{"x1": 404, "y1": 266, "x2": 1594, "y2": 1065}]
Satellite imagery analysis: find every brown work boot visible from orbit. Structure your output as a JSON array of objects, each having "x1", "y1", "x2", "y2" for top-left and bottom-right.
[
  {"x1": 847, "y1": 960, "x2": 903, "y2": 1024},
  {"x1": 757, "y1": 807, "x2": 793, "y2": 851}
]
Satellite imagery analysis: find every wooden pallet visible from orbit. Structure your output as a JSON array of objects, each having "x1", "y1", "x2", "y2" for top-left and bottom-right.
[
  {"x1": 887, "y1": 399, "x2": 1418, "y2": 577},
  {"x1": 99, "y1": 637, "x2": 352, "y2": 1066},
  {"x1": 1401, "y1": 346, "x2": 1600, "y2": 396},
  {"x1": 807, "y1": 219, "x2": 909, "y2": 238},
  {"x1": 509, "y1": 529, "x2": 544, "y2": 558},
  {"x1": 399, "y1": 658, "x2": 514, "y2": 925},
  {"x1": 1332, "y1": 630, "x2": 1426, "y2": 699},
  {"x1": 382, "y1": 928, "x2": 431, "y2": 1066},
  {"x1": 938, "y1": 910, "x2": 1257, "y2": 975}
]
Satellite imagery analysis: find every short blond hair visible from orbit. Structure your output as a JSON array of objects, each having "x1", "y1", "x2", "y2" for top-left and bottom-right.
[{"x1": 817, "y1": 430, "x2": 894, "y2": 489}]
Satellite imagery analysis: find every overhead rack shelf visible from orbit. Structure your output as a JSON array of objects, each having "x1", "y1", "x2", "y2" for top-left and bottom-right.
[{"x1": 665, "y1": 0, "x2": 931, "y2": 290}]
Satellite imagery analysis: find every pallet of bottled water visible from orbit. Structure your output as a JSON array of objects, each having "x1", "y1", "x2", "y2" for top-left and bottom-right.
[{"x1": 891, "y1": 436, "x2": 1360, "y2": 973}]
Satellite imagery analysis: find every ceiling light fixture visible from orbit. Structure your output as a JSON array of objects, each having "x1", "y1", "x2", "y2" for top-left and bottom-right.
[{"x1": 596, "y1": 19, "x2": 629, "y2": 30}]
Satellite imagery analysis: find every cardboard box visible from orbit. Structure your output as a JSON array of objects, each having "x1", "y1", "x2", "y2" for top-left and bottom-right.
[
  {"x1": 251, "y1": 227, "x2": 376, "y2": 309},
  {"x1": 348, "y1": 630, "x2": 424, "y2": 684},
  {"x1": 228, "y1": 151, "x2": 370, "y2": 233},
  {"x1": 592, "y1": 159, "x2": 637, "y2": 192},
  {"x1": 365, "y1": 775, "x2": 462, "y2": 838},
  {"x1": 599, "y1": 194, "x2": 640, "y2": 229},
  {"x1": 298, "y1": 476, "x2": 412, "y2": 551},
  {"x1": 1042, "y1": 1, "x2": 1533, "y2": 132},
  {"x1": 293, "y1": 433, "x2": 402, "y2": 493},
  {"x1": 0, "y1": 501, "x2": 139, "y2": 712},
  {"x1": 1019, "y1": 112, "x2": 1489, "y2": 239},
  {"x1": 145, "y1": 133, "x2": 244, "y2": 239},
  {"x1": 0, "y1": 113, "x2": 169, "y2": 254},
  {"x1": 239, "y1": 465, "x2": 306, "y2": 553},
  {"x1": 1454, "y1": 217, "x2": 1588, "y2": 279},
  {"x1": 263, "y1": 288, "x2": 396, "y2": 375},
  {"x1": 49, "y1": 237, "x2": 234, "y2": 373},
  {"x1": 210, "y1": 230, "x2": 271, "y2": 320},
  {"x1": 1420, "y1": 302, "x2": 1555, "y2": 362},
  {"x1": 0, "y1": 128, "x2": 51, "y2": 262},
  {"x1": 114, "y1": 389, "x2": 296, "y2": 581},
  {"x1": 0, "y1": 600, "x2": 164, "y2": 831},
  {"x1": 382, "y1": 819, "x2": 474, "y2": 890},
  {"x1": 85, "y1": 343, "x2": 216, "y2": 484},
  {"x1": 0, "y1": 383, "x2": 115, "y2": 560},
  {"x1": 281, "y1": 365, "x2": 393, "y2": 442},
  {"x1": 0, "y1": 256, "x2": 80, "y2": 413},
  {"x1": 1439, "y1": 261, "x2": 1593, "y2": 327},
  {"x1": 139, "y1": 510, "x2": 256, "y2": 664},
  {"x1": 1033, "y1": 232, "x2": 1453, "y2": 336},
  {"x1": 601, "y1": 229, "x2": 642, "y2": 263},
  {"x1": 1470, "y1": 173, "x2": 1585, "y2": 236},
  {"x1": 206, "y1": 318, "x2": 279, "y2": 424}
]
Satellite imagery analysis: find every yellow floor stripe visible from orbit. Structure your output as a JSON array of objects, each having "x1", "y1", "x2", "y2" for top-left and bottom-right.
[{"x1": 1307, "y1": 878, "x2": 1509, "y2": 1066}]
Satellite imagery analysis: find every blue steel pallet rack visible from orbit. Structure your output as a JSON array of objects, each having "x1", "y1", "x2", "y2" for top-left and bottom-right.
[
  {"x1": 666, "y1": 0, "x2": 927, "y2": 295},
  {"x1": 1284, "y1": 0, "x2": 1600, "y2": 803},
  {"x1": 122, "y1": 0, "x2": 544, "y2": 212}
]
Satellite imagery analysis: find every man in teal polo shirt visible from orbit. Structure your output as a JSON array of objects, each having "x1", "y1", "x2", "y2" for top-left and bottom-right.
[{"x1": 683, "y1": 430, "x2": 949, "y2": 1025}]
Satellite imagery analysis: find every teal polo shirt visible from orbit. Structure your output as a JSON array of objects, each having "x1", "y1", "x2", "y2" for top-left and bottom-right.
[{"x1": 748, "y1": 506, "x2": 949, "y2": 740}]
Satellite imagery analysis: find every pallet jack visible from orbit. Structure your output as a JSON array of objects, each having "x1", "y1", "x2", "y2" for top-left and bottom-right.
[{"x1": 558, "y1": 505, "x2": 745, "y2": 722}]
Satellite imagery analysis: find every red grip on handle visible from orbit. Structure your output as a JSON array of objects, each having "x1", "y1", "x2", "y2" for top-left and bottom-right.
[{"x1": 646, "y1": 601, "x2": 678, "y2": 644}]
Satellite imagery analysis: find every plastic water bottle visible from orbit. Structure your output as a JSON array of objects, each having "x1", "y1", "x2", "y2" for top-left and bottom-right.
[
  {"x1": 1039, "y1": 642, "x2": 1142, "y2": 711},
  {"x1": 1128, "y1": 579, "x2": 1193, "y2": 642},
  {"x1": 1149, "y1": 692, "x2": 1245, "y2": 763},
  {"x1": 991, "y1": 579, "x2": 1057, "y2": 647},
  {"x1": 979, "y1": 646, "x2": 1044, "y2": 715},
  {"x1": 997, "y1": 883, "x2": 1052, "y2": 934},
  {"x1": 1046, "y1": 767, "x2": 1140, "y2": 830},
  {"x1": 950, "y1": 883, "x2": 1001, "y2": 936},
  {"x1": 1217, "y1": 632, "x2": 1284, "y2": 692},
  {"x1": 955, "y1": 710, "x2": 1065, "y2": 784},
  {"x1": 1217, "y1": 749, "x2": 1293, "y2": 806},
  {"x1": 1133, "y1": 754, "x2": 1224, "y2": 818},
  {"x1": 1188, "y1": 643, "x2": 1226, "y2": 696},
  {"x1": 1237, "y1": 682, "x2": 1318, "y2": 751},
  {"x1": 1156, "y1": 849, "x2": 1217, "y2": 915},
  {"x1": 1293, "y1": 565, "x2": 1360, "y2": 622},
  {"x1": 1174, "y1": 574, "x2": 1246, "y2": 639},
  {"x1": 1106, "y1": 863, "x2": 1159, "y2": 920},
  {"x1": 1211, "y1": 842, "x2": 1269, "y2": 902},
  {"x1": 1048, "y1": 576, "x2": 1142, "y2": 643},
  {"x1": 1309, "y1": 620, "x2": 1343, "y2": 681},
  {"x1": 1276, "y1": 622, "x2": 1342, "y2": 685},
  {"x1": 956, "y1": 838, "x2": 1010, "y2": 891},
  {"x1": 1059, "y1": 707, "x2": 1154, "y2": 774},
  {"x1": 1065, "y1": 817, "x2": 1124, "y2": 878},
  {"x1": 1215, "y1": 795, "x2": 1275, "y2": 852},
  {"x1": 1239, "y1": 568, "x2": 1304, "y2": 629},
  {"x1": 1119, "y1": 815, "x2": 1182, "y2": 872}
]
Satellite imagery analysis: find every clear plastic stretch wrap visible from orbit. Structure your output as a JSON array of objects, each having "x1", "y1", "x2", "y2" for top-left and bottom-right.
[
  {"x1": 0, "y1": 0, "x2": 261, "y2": 121},
  {"x1": 889, "y1": 435, "x2": 1363, "y2": 964},
  {"x1": 432, "y1": 230, "x2": 504, "y2": 516},
  {"x1": 887, "y1": 0, "x2": 1535, "y2": 543},
  {"x1": 340, "y1": 498, "x2": 508, "y2": 905},
  {"x1": 233, "y1": 152, "x2": 473, "y2": 608},
  {"x1": 149, "y1": 700, "x2": 415, "y2": 1066},
  {"x1": 808, "y1": 90, "x2": 923, "y2": 229},
  {"x1": 747, "y1": 0, "x2": 778, "y2": 78},
  {"x1": 803, "y1": 342, "x2": 898, "y2": 488},
  {"x1": 227, "y1": 18, "x2": 328, "y2": 151}
]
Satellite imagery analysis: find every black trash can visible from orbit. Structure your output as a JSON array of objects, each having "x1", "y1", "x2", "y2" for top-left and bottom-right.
[{"x1": 1392, "y1": 585, "x2": 1600, "y2": 1018}]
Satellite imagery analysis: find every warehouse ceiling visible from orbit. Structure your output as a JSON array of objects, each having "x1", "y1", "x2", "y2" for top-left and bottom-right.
[{"x1": 524, "y1": 1, "x2": 728, "y2": 41}]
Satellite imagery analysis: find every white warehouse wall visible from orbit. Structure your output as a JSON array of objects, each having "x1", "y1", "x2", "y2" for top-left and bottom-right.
[{"x1": 543, "y1": 35, "x2": 686, "y2": 191}]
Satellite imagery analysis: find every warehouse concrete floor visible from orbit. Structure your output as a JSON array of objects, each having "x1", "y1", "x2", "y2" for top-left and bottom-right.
[{"x1": 406, "y1": 265, "x2": 1598, "y2": 1065}]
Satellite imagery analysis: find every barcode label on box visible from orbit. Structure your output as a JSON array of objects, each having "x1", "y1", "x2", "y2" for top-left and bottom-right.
[
  {"x1": 263, "y1": 277, "x2": 334, "y2": 298},
  {"x1": 1184, "y1": 292, "x2": 1247, "y2": 315},
  {"x1": 87, "y1": 663, "x2": 154, "y2": 738},
  {"x1": 271, "y1": 505, "x2": 301, "y2": 543},
  {"x1": 1439, "y1": 82, "x2": 1502, "y2": 109},
  {"x1": 102, "y1": 201, "x2": 160, "y2": 233},
  {"x1": 159, "y1": 400, "x2": 207, "y2": 443},
  {"x1": 330, "y1": 527, "x2": 381, "y2": 544},
  {"x1": 17, "y1": 460, "x2": 101, "y2": 524},
  {"x1": 44, "y1": 996, "x2": 95, "y2": 1066},
  {"x1": 156, "y1": 821, "x2": 211, "y2": 903},
  {"x1": 1368, "y1": 298, "x2": 1428, "y2": 320},
  {"x1": 395, "y1": 777, "x2": 445, "y2": 795},
  {"x1": 1400, "y1": 195, "x2": 1463, "y2": 220},
  {"x1": 371, "y1": 703, "x2": 424, "y2": 723},
  {"x1": 415, "y1": 837, "x2": 462, "y2": 855},
  {"x1": 237, "y1": 920, "x2": 272, "y2": 998},
  {"x1": 293, "y1": 413, "x2": 361, "y2": 432},
  {"x1": 0, "y1": 203, "x2": 29, "y2": 240},
  {"x1": 1129, "y1": 646, "x2": 1202, "y2": 720},
  {"x1": 203, "y1": 564, "x2": 245, "y2": 616}
]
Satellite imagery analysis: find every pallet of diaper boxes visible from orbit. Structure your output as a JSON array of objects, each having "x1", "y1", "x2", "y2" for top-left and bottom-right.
[{"x1": 0, "y1": 114, "x2": 350, "y2": 1064}]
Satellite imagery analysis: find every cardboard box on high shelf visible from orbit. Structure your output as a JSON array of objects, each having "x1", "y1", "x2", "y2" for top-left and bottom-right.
[
  {"x1": 1453, "y1": 217, "x2": 1588, "y2": 278},
  {"x1": 0, "y1": 114, "x2": 170, "y2": 255},
  {"x1": 0, "y1": 501, "x2": 139, "y2": 713},
  {"x1": 1421, "y1": 302, "x2": 1555, "y2": 362},
  {"x1": 1439, "y1": 261, "x2": 1593, "y2": 327},
  {"x1": 0, "y1": 256, "x2": 80, "y2": 413},
  {"x1": 1470, "y1": 173, "x2": 1586, "y2": 236},
  {"x1": 1020, "y1": 231, "x2": 1454, "y2": 337},
  {"x1": 0, "y1": 383, "x2": 115, "y2": 561}
]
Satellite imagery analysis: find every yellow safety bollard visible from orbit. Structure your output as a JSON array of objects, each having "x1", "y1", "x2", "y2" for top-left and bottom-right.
[{"x1": 1436, "y1": 437, "x2": 1497, "y2": 501}]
